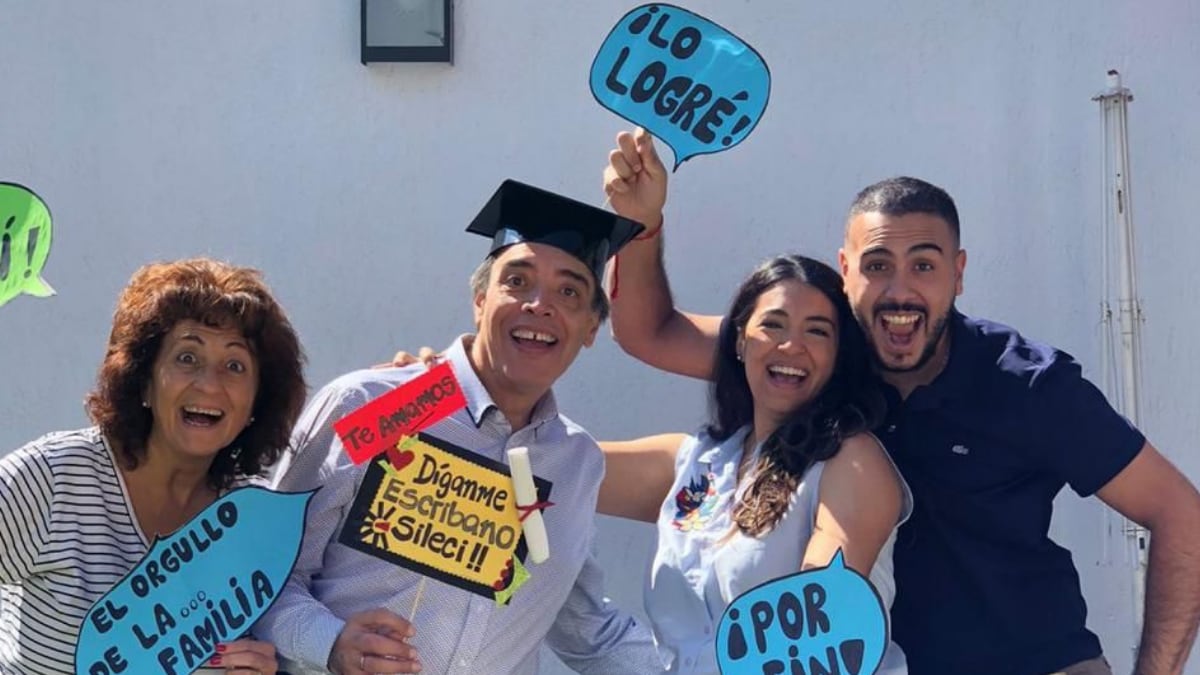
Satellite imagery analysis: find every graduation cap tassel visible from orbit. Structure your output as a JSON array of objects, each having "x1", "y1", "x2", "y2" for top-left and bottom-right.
[
  {"x1": 610, "y1": 253, "x2": 622, "y2": 301},
  {"x1": 601, "y1": 195, "x2": 622, "y2": 301}
]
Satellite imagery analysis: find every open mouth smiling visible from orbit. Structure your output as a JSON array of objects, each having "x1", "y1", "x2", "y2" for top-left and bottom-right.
[
  {"x1": 766, "y1": 364, "x2": 809, "y2": 386},
  {"x1": 879, "y1": 311, "x2": 923, "y2": 348},
  {"x1": 181, "y1": 405, "x2": 225, "y2": 427}
]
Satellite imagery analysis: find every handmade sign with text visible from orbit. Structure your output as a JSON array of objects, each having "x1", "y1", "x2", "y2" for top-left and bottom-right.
[
  {"x1": 590, "y1": 3, "x2": 770, "y2": 169},
  {"x1": 333, "y1": 361, "x2": 467, "y2": 465},
  {"x1": 0, "y1": 182, "x2": 55, "y2": 308},
  {"x1": 339, "y1": 433, "x2": 553, "y2": 604},
  {"x1": 716, "y1": 551, "x2": 887, "y2": 675},
  {"x1": 75, "y1": 488, "x2": 314, "y2": 675}
]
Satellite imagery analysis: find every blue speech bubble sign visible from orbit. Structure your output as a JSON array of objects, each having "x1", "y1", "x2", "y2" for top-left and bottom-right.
[
  {"x1": 590, "y1": 3, "x2": 771, "y2": 171},
  {"x1": 75, "y1": 487, "x2": 315, "y2": 675},
  {"x1": 716, "y1": 550, "x2": 887, "y2": 675}
]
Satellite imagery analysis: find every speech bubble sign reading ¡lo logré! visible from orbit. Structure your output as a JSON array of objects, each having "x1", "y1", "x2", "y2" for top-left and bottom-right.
[
  {"x1": 0, "y1": 182, "x2": 55, "y2": 308},
  {"x1": 716, "y1": 550, "x2": 888, "y2": 675},
  {"x1": 75, "y1": 487, "x2": 315, "y2": 675},
  {"x1": 590, "y1": 3, "x2": 771, "y2": 170}
]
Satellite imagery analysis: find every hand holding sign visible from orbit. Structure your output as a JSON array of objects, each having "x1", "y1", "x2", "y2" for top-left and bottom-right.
[
  {"x1": 328, "y1": 608, "x2": 419, "y2": 675},
  {"x1": 75, "y1": 488, "x2": 314, "y2": 675},
  {"x1": 0, "y1": 182, "x2": 55, "y2": 308},
  {"x1": 716, "y1": 551, "x2": 887, "y2": 675},
  {"x1": 603, "y1": 127, "x2": 667, "y2": 232},
  {"x1": 204, "y1": 639, "x2": 277, "y2": 673},
  {"x1": 591, "y1": 4, "x2": 770, "y2": 170}
]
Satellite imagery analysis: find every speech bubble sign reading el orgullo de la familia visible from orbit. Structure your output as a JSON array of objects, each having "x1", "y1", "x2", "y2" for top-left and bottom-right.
[
  {"x1": 0, "y1": 182, "x2": 55, "y2": 308},
  {"x1": 716, "y1": 550, "x2": 887, "y2": 675},
  {"x1": 590, "y1": 4, "x2": 770, "y2": 170},
  {"x1": 75, "y1": 487, "x2": 315, "y2": 675}
]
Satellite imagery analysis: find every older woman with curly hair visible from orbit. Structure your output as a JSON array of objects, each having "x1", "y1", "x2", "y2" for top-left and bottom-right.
[{"x1": 0, "y1": 258, "x2": 307, "y2": 674}]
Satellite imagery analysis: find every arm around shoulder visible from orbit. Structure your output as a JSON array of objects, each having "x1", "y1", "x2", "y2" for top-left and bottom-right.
[{"x1": 803, "y1": 433, "x2": 904, "y2": 577}]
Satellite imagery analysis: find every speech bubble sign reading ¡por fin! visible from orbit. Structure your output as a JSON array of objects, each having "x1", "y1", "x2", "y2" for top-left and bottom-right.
[
  {"x1": 716, "y1": 550, "x2": 888, "y2": 675},
  {"x1": 590, "y1": 3, "x2": 770, "y2": 171},
  {"x1": 0, "y1": 182, "x2": 55, "y2": 308},
  {"x1": 75, "y1": 487, "x2": 315, "y2": 675}
]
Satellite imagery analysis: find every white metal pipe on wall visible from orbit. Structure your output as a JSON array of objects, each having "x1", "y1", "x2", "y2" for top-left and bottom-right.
[{"x1": 1095, "y1": 69, "x2": 1149, "y2": 658}]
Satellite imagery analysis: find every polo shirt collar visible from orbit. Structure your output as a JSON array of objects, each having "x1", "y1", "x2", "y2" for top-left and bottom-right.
[
  {"x1": 909, "y1": 309, "x2": 975, "y2": 407},
  {"x1": 888, "y1": 307, "x2": 979, "y2": 408},
  {"x1": 443, "y1": 334, "x2": 560, "y2": 429}
]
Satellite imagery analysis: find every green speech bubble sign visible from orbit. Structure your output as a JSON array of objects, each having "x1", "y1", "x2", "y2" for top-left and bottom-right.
[{"x1": 0, "y1": 182, "x2": 55, "y2": 308}]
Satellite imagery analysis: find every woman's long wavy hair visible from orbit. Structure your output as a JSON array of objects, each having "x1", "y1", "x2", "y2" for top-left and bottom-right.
[{"x1": 708, "y1": 254, "x2": 885, "y2": 538}]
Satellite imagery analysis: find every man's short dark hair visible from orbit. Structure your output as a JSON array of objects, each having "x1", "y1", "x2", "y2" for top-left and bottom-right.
[{"x1": 847, "y1": 176, "x2": 960, "y2": 243}]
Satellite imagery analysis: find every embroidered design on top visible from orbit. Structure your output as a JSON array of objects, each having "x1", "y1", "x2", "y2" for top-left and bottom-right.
[{"x1": 672, "y1": 470, "x2": 719, "y2": 531}]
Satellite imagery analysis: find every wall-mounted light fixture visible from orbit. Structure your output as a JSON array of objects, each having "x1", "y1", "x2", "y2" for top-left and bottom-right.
[{"x1": 361, "y1": 0, "x2": 452, "y2": 64}]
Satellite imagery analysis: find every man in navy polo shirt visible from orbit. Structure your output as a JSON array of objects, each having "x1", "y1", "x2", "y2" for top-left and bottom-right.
[{"x1": 600, "y1": 128, "x2": 1200, "y2": 674}]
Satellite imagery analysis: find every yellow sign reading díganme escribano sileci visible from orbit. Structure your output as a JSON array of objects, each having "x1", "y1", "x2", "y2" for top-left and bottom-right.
[{"x1": 339, "y1": 433, "x2": 552, "y2": 603}]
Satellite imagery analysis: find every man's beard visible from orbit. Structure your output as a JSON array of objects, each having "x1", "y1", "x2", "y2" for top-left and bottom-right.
[{"x1": 857, "y1": 305, "x2": 953, "y2": 374}]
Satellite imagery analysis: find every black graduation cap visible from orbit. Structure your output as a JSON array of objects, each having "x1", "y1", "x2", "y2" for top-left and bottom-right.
[{"x1": 466, "y1": 179, "x2": 646, "y2": 282}]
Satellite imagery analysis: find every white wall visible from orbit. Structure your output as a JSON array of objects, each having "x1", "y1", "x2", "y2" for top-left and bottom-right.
[{"x1": 2, "y1": 1, "x2": 1199, "y2": 672}]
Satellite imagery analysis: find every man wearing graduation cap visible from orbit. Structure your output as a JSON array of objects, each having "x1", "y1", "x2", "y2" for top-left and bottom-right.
[{"x1": 254, "y1": 179, "x2": 661, "y2": 674}]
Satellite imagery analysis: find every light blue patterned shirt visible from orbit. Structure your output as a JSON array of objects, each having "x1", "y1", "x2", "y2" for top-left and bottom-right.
[
  {"x1": 645, "y1": 426, "x2": 910, "y2": 675},
  {"x1": 254, "y1": 336, "x2": 660, "y2": 674}
]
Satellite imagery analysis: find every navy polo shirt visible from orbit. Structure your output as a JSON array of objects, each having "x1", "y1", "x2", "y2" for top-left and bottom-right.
[{"x1": 883, "y1": 311, "x2": 1144, "y2": 675}]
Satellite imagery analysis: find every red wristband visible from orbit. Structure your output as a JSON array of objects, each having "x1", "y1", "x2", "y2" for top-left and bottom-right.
[{"x1": 634, "y1": 222, "x2": 663, "y2": 240}]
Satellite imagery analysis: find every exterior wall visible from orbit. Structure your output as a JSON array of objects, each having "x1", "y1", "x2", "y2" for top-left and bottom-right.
[{"x1": 2, "y1": 1, "x2": 1198, "y2": 672}]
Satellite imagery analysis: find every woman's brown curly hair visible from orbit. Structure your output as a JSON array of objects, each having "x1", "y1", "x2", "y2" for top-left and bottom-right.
[{"x1": 85, "y1": 258, "x2": 307, "y2": 490}]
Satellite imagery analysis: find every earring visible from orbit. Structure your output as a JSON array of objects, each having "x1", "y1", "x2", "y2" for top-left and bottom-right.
[
  {"x1": 141, "y1": 401, "x2": 150, "y2": 408},
  {"x1": 246, "y1": 416, "x2": 255, "y2": 427},
  {"x1": 229, "y1": 447, "x2": 242, "y2": 461}
]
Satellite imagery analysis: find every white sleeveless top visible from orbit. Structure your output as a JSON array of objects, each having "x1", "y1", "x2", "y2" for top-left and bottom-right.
[{"x1": 644, "y1": 425, "x2": 912, "y2": 674}]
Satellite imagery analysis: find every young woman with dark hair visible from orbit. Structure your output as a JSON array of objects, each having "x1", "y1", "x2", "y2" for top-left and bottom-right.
[{"x1": 599, "y1": 253, "x2": 911, "y2": 674}]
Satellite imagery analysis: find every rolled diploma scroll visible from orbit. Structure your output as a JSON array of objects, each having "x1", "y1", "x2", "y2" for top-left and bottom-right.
[{"x1": 507, "y1": 446, "x2": 549, "y2": 564}]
